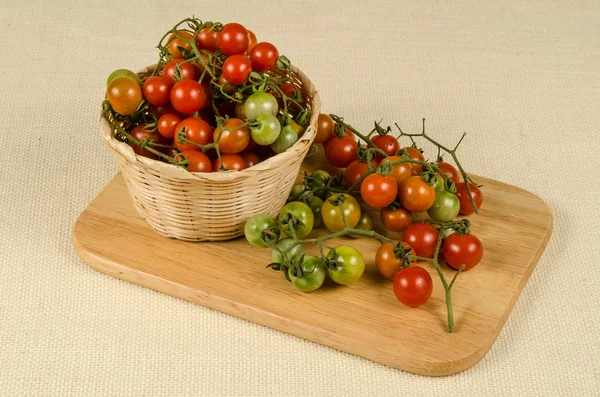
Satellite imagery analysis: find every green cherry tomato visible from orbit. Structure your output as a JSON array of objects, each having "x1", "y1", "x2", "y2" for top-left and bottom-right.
[
  {"x1": 306, "y1": 196, "x2": 324, "y2": 227},
  {"x1": 326, "y1": 246, "x2": 365, "y2": 285},
  {"x1": 309, "y1": 170, "x2": 332, "y2": 199},
  {"x1": 288, "y1": 184, "x2": 306, "y2": 201},
  {"x1": 427, "y1": 190, "x2": 460, "y2": 222},
  {"x1": 271, "y1": 124, "x2": 298, "y2": 153},
  {"x1": 321, "y1": 193, "x2": 361, "y2": 232},
  {"x1": 250, "y1": 113, "x2": 281, "y2": 145},
  {"x1": 279, "y1": 201, "x2": 314, "y2": 238},
  {"x1": 289, "y1": 255, "x2": 327, "y2": 292},
  {"x1": 244, "y1": 92, "x2": 279, "y2": 120},
  {"x1": 272, "y1": 238, "x2": 304, "y2": 264},
  {"x1": 106, "y1": 69, "x2": 141, "y2": 86},
  {"x1": 429, "y1": 173, "x2": 445, "y2": 191},
  {"x1": 350, "y1": 212, "x2": 373, "y2": 238},
  {"x1": 244, "y1": 214, "x2": 279, "y2": 248}
]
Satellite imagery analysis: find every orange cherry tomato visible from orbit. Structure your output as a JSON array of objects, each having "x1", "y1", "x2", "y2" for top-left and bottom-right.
[
  {"x1": 380, "y1": 207, "x2": 412, "y2": 232},
  {"x1": 398, "y1": 176, "x2": 435, "y2": 212},
  {"x1": 402, "y1": 147, "x2": 425, "y2": 174},
  {"x1": 107, "y1": 78, "x2": 143, "y2": 116},
  {"x1": 214, "y1": 118, "x2": 250, "y2": 154},
  {"x1": 315, "y1": 114, "x2": 335, "y2": 144},
  {"x1": 381, "y1": 156, "x2": 416, "y2": 186},
  {"x1": 212, "y1": 154, "x2": 247, "y2": 171},
  {"x1": 376, "y1": 241, "x2": 416, "y2": 281},
  {"x1": 167, "y1": 31, "x2": 194, "y2": 58},
  {"x1": 360, "y1": 174, "x2": 398, "y2": 208}
]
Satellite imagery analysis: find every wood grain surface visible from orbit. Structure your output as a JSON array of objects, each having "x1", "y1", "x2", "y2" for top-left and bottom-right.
[{"x1": 72, "y1": 152, "x2": 552, "y2": 376}]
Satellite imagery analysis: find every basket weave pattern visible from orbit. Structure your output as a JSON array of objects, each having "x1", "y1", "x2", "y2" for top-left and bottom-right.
[{"x1": 101, "y1": 65, "x2": 321, "y2": 241}]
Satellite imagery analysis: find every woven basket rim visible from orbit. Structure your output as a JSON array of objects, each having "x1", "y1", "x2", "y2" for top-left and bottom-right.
[{"x1": 101, "y1": 64, "x2": 320, "y2": 182}]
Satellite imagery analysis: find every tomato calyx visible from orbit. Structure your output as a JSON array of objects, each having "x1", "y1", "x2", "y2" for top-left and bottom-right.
[
  {"x1": 279, "y1": 212, "x2": 306, "y2": 239},
  {"x1": 392, "y1": 242, "x2": 415, "y2": 269}
]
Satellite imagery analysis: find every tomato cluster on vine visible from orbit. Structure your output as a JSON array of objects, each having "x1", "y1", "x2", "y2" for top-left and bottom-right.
[
  {"x1": 102, "y1": 17, "x2": 311, "y2": 172},
  {"x1": 244, "y1": 114, "x2": 484, "y2": 332}
]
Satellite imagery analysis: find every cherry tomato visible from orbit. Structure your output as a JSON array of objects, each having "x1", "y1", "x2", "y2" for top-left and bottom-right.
[
  {"x1": 106, "y1": 78, "x2": 143, "y2": 116},
  {"x1": 149, "y1": 103, "x2": 178, "y2": 119},
  {"x1": 306, "y1": 196, "x2": 324, "y2": 227},
  {"x1": 437, "y1": 162, "x2": 461, "y2": 184},
  {"x1": 308, "y1": 170, "x2": 332, "y2": 199},
  {"x1": 240, "y1": 151, "x2": 260, "y2": 167},
  {"x1": 343, "y1": 160, "x2": 377, "y2": 190},
  {"x1": 246, "y1": 30, "x2": 258, "y2": 53},
  {"x1": 455, "y1": 182, "x2": 483, "y2": 215},
  {"x1": 279, "y1": 201, "x2": 314, "y2": 238},
  {"x1": 315, "y1": 114, "x2": 335, "y2": 144},
  {"x1": 130, "y1": 124, "x2": 166, "y2": 159},
  {"x1": 244, "y1": 214, "x2": 278, "y2": 248},
  {"x1": 381, "y1": 156, "x2": 416, "y2": 186},
  {"x1": 157, "y1": 113, "x2": 182, "y2": 139},
  {"x1": 361, "y1": 174, "x2": 398, "y2": 208},
  {"x1": 272, "y1": 238, "x2": 303, "y2": 263},
  {"x1": 399, "y1": 176, "x2": 436, "y2": 212},
  {"x1": 442, "y1": 233, "x2": 483, "y2": 271},
  {"x1": 376, "y1": 242, "x2": 415, "y2": 281},
  {"x1": 350, "y1": 212, "x2": 373, "y2": 238},
  {"x1": 195, "y1": 25, "x2": 218, "y2": 52},
  {"x1": 142, "y1": 76, "x2": 171, "y2": 106},
  {"x1": 380, "y1": 207, "x2": 412, "y2": 232},
  {"x1": 393, "y1": 266, "x2": 433, "y2": 307},
  {"x1": 401, "y1": 222, "x2": 439, "y2": 258},
  {"x1": 271, "y1": 125, "x2": 298, "y2": 153},
  {"x1": 279, "y1": 82, "x2": 299, "y2": 99},
  {"x1": 106, "y1": 69, "x2": 140, "y2": 86},
  {"x1": 214, "y1": 118, "x2": 250, "y2": 154},
  {"x1": 325, "y1": 136, "x2": 358, "y2": 168},
  {"x1": 321, "y1": 193, "x2": 361, "y2": 232},
  {"x1": 170, "y1": 80, "x2": 205, "y2": 115},
  {"x1": 218, "y1": 74, "x2": 238, "y2": 95},
  {"x1": 244, "y1": 92, "x2": 279, "y2": 120},
  {"x1": 181, "y1": 150, "x2": 212, "y2": 173},
  {"x1": 167, "y1": 31, "x2": 193, "y2": 58},
  {"x1": 403, "y1": 147, "x2": 425, "y2": 174},
  {"x1": 212, "y1": 154, "x2": 246, "y2": 171},
  {"x1": 217, "y1": 23, "x2": 249, "y2": 55},
  {"x1": 289, "y1": 255, "x2": 326, "y2": 293},
  {"x1": 372, "y1": 135, "x2": 400, "y2": 162},
  {"x1": 234, "y1": 102, "x2": 247, "y2": 119},
  {"x1": 427, "y1": 190, "x2": 460, "y2": 222},
  {"x1": 163, "y1": 59, "x2": 196, "y2": 84},
  {"x1": 174, "y1": 117, "x2": 213, "y2": 152},
  {"x1": 250, "y1": 42, "x2": 279, "y2": 72},
  {"x1": 222, "y1": 54, "x2": 252, "y2": 85},
  {"x1": 250, "y1": 113, "x2": 281, "y2": 146},
  {"x1": 326, "y1": 246, "x2": 365, "y2": 285}
]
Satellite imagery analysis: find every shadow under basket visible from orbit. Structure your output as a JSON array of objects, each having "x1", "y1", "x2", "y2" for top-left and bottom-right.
[{"x1": 101, "y1": 64, "x2": 321, "y2": 242}]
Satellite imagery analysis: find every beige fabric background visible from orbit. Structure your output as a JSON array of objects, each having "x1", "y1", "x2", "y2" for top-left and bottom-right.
[{"x1": 1, "y1": 0, "x2": 599, "y2": 395}]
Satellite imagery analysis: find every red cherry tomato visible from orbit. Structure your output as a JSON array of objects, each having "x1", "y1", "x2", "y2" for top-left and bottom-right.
[
  {"x1": 214, "y1": 118, "x2": 250, "y2": 154},
  {"x1": 250, "y1": 42, "x2": 279, "y2": 72},
  {"x1": 212, "y1": 154, "x2": 247, "y2": 171},
  {"x1": 371, "y1": 135, "x2": 400, "y2": 162},
  {"x1": 403, "y1": 147, "x2": 425, "y2": 174},
  {"x1": 380, "y1": 207, "x2": 412, "y2": 232},
  {"x1": 360, "y1": 174, "x2": 398, "y2": 208},
  {"x1": 325, "y1": 136, "x2": 358, "y2": 168},
  {"x1": 157, "y1": 113, "x2": 182, "y2": 139},
  {"x1": 142, "y1": 76, "x2": 171, "y2": 106},
  {"x1": 181, "y1": 150, "x2": 212, "y2": 173},
  {"x1": 170, "y1": 80, "x2": 206, "y2": 115},
  {"x1": 174, "y1": 117, "x2": 213, "y2": 152},
  {"x1": 163, "y1": 58, "x2": 196, "y2": 84},
  {"x1": 437, "y1": 162, "x2": 461, "y2": 184},
  {"x1": 217, "y1": 23, "x2": 249, "y2": 55},
  {"x1": 246, "y1": 30, "x2": 258, "y2": 53},
  {"x1": 442, "y1": 233, "x2": 484, "y2": 271},
  {"x1": 130, "y1": 124, "x2": 166, "y2": 159},
  {"x1": 455, "y1": 182, "x2": 483, "y2": 215},
  {"x1": 240, "y1": 151, "x2": 260, "y2": 167},
  {"x1": 222, "y1": 55, "x2": 252, "y2": 85},
  {"x1": 393, "y1": 266, "x2": 433, "y2": 307},
  {"x1": 401, "y1": 222, "x2": 440, "y2": 258},
  {"x1": 343, "y1": 160, "x2": 378, "y2": 190},
  {"x1": 195, "y1": 25, "x2": 218, "y2": 52},
  {"x1": 149, "y1": 103, "x2": 178, "y2": 119}
]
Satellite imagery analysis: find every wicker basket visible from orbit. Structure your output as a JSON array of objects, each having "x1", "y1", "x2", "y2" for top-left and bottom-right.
[{"x1": 101, "y1": 64, "x2": 320, "y2": 242}]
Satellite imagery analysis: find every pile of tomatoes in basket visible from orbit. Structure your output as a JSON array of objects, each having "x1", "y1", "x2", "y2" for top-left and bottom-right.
[{"x1": 103, "y1": 19, "x2": 309, "y2": 173}]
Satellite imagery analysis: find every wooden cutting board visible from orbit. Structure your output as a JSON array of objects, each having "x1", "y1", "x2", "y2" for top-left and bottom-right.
[{"x1": 72, "y1": 153, "x2": 552, "y2": 376}]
